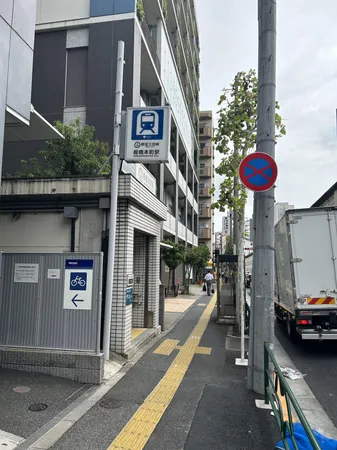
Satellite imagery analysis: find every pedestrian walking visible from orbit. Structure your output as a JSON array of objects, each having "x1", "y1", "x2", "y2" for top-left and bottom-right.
[{"x1": 204, "y1": 271, "x2": 214, "y2": 296}]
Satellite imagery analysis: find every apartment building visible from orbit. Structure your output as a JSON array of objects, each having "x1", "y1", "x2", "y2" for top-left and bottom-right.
[
  {"x1": 2, "y1": 0, "x2": 200, "y2": 357},
  {"x1": 0, "y1": 0, "x2": 61, "y2": 182},
  {"x1": 199, "y1": 110, "x2": 215, "y2": 252}
]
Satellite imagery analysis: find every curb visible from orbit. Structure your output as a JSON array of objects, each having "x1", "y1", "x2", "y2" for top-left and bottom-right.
[{"x1": 16, "y1": 290, "x2": 205, "y2": 450}]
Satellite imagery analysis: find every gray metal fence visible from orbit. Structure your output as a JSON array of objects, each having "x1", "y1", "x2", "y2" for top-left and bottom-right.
[{"x1": 0, "y1": 253, "x2": 103, "y2": 352}]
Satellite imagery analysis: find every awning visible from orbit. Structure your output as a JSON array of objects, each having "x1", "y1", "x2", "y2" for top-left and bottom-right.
[{"x1": 4, "y1": 105, "x2": 64, "y2": 143}]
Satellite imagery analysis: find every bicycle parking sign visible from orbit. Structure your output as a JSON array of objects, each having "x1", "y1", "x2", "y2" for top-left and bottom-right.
[
  {"x1": 63, "y1": 260, "x2": 93, "y2": 310},
  {"x1": 70, "y1": 272, "x2": 87, "y2": 291}
]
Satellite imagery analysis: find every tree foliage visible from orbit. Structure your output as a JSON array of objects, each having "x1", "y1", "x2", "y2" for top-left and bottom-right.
[
  {"x1": 161, "y1": 240, "x2": 186, "y2": 290},
  {"x1": 225, "y1": 236, "x2": 234, "y2": 255},
  {"x1": 213, "y1": 69, "x2": 286, "y2": 213},
  {"x1": 185, "y1": 244, "x2": 210, "y2": 287},
  {"x1": 12, "y1": 118, "x2": 110, "y2": 178}
]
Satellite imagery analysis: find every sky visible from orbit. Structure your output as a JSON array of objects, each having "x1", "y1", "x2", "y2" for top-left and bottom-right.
[{"x1": 195, "y1": 0, "x2": 337, "y2": 232}]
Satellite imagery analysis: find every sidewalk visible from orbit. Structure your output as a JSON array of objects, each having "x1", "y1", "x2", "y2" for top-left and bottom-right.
[
  {"x1": 164, "y1": 284, "x2": 202, "y2": 329},
  {"x1": 0, "y1": 286, "x2": 204, "y2": 450},
  {"x1": 42, "y1": 290, "x2": 278, "y2": 449}
]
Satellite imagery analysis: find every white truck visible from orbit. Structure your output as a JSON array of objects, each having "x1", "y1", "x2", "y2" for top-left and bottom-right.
[{"x1": 275, "y1": 207, "x2": 337, "y2": 341}]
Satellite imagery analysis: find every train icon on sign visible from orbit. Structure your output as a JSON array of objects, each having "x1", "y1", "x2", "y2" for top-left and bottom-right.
[
  {"x1": 139, "y1": 112, "x2": 157, "y2": 134},
  {"x1": 131, "y1": 109, "x2": 164, "y2": 141}
]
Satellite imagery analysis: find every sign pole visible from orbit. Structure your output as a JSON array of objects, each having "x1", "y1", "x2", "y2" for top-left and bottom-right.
[
  {"x1": 248, "y1": 0, "x2": 277, "y2": 394},
  {"x1": 103, "y1": 41, "x2": 125, "y2": 361}
]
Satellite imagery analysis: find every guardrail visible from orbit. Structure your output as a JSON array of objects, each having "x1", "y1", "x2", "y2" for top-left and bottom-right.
[{"x1": 264, "y1": 343, "x2": 321, "y2": 450}]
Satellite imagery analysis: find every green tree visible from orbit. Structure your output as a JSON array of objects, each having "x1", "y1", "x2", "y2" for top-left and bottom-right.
[
  {"x1": 161, "y1": 240, "x2": 186, "y2": 292},
  {"x1": 12, "y1": 118, "x2": 110, "y2": 178},
  {"x1": 185, "y1": 244, "x2": 210, "y2": 293},
  {"x1": 213, "y1": 70, "x2": 286, "y2": 324},
  {"x1": 225, "y1": 236, "x2": 233, "y2": 255}
]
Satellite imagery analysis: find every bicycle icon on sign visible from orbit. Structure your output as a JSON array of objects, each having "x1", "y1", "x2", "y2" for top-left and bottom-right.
[
  {"x1": 71, "y1": 276, "x2": 86, "y2": 287},
  {"x1": 70, "y1": 272, "x2": 87, "y2": 291}
]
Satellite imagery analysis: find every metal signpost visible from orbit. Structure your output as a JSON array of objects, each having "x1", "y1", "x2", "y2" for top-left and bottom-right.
[
  {"x1": 247, "y1": 0, "x2": 277, "y2": 395},
  {"x1": 124, "y1": 106, "x2": 171, "y2": 164},
  {"x1": 63, "y1": 259, "x2": 94, "y2": 310},
  {"x1": 103, "y1": 41, "x2": 125, "y2": 361},
  {"x1": 238, "y1": 152, "x2": 278, "y2": 369}
]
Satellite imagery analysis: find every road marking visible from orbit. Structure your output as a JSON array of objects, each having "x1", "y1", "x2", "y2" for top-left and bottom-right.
[
  {"x1": 107, "y1": 293, "x2": 216, "y2": 450},
  {"x1": 198, "y1": 303, "x2": 206, "y2": 306}
]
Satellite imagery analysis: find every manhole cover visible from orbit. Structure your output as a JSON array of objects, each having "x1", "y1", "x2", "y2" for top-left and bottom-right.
[
  {"x1": 99, "y1": 400, "x2": 122, "y2": 409},
  {"x1": 29, "y1": 403, "x2": 48, "y2": 412},
  {"x1": 13, "y1": 386, "x2": 31, "y2": 394}
]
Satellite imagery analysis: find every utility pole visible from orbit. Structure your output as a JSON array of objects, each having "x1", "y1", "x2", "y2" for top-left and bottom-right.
[
  {"x1": 247, "y1": 0, "x2": 277, "y2": 394},
  {"x1": 102, "y1": 41, "x2": 125, "y2": 361}
]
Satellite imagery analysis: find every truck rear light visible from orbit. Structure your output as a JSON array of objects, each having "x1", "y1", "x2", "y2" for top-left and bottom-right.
[{"x1": 297, "y1": 319, "x2": 311, "y2": 325}]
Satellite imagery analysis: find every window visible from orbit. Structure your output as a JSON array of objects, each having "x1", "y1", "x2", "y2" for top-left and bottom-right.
[{"x1": 65, "y1": 47, "x2": 88, "y2": 107}]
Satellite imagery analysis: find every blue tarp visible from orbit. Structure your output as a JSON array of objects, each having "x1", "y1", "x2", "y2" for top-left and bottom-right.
[{"x1": 275, "y1": 423, "x2": 337, "y2": 450}]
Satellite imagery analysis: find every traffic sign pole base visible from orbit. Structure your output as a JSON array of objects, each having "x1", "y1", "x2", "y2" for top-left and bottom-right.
[{"x1": 235, "y1": 358, "x2": 248, "y2": 366}]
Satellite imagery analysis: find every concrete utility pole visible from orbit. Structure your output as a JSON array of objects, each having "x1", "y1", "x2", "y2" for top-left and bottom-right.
[
  {"x1": 103, "y1": 41, "x2": 125, "y2": 361},
  {"x1": 248, "y1": 0, "x2": 277, "y2": 394}
]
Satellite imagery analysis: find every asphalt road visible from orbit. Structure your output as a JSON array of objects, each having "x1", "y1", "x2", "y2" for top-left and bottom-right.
[
  {"x1": 50, "y1": 292, "x2": 278, "y2": 450},
  {"x1": 275, "y1": 320, "x2": 337, "y2": 429}
]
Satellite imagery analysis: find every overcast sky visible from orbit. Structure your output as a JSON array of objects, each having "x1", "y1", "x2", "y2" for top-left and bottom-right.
[{"x1": 195, "y1": 0, "x2": 337, "y2": 231}]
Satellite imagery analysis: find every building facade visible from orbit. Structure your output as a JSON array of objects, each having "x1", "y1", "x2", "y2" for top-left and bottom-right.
[
  {"x1": 312, "y1": 182, "x2": 337, "y2": 207},
  {"x1": 222, "y1": 212, "x2": 231, "y2": 237},
  {"x1": 274, "y1": 202, "x2": 294, "y2": 225},
  {"x1": 0, "y1": 0, "x2": 61, "y2": 182},
  {"x1": 2, "y1": 0, "x2": 201, "y2": 357},
  {"x1": 199, "y1": 110, "x2": 215, "y2": 252}
]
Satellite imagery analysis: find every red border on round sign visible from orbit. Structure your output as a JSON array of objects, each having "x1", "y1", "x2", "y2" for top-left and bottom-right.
[{"x1": 239, "y1": 152, "x2": 278, "y2": 192}]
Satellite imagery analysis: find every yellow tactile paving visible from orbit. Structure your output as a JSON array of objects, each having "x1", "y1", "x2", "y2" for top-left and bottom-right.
[
  {"x1": 131, "y1": 328, "x2": 147, "y2": 341},
  {"x1": 106, "y1": 293, "x2": 217, "y2": 450},
  {"x1": 153, "y1": 339, "x2": 180, "y2": 355}
]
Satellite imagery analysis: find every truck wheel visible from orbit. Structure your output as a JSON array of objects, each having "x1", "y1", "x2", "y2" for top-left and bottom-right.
[{"x1": 286, "y1": 314, "x2": 298, "y2": 342}]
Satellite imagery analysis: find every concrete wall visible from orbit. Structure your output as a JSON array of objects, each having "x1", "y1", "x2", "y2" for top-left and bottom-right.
[{"x1": 0, "y1": 209, "x2": 103, "y2": 253}]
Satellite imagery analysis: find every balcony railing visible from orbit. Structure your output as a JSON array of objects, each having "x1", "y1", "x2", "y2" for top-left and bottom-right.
[
  {"x1": 199, "y1": 125, "x2": 212, "y2": 138},
  {"x1": 141, "y1": 20, "x2": 161, "y2": 74},
  {"x1": 200, "y1": 146, "x2": 212, "y2": 158},
  {"x1": 199, "y1": 166, "x2": 212, "y2": 178},
  {"x1": 199, "y1": 228, "x2": 211, "y2": 240},
  {"x1": 199, "y1": 208, "x2": 211, "y2": 218},
  {"x1": 199, "y1": 187, "x2": 211, "y2": 198}
]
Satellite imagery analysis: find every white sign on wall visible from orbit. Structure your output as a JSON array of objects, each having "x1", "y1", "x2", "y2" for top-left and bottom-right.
[
  {"x1": 48, "y1": 269, "x2": 60, "y2": 280},
  {"x1": 14, "y1": 264, "x2": 39, "y2": 283},
  {"x1": 63, "y1": 259, "x2": 93, "y2": 310},
  {"x1": 124, "y1": 107, "x2": 171, "y2": 164}
]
